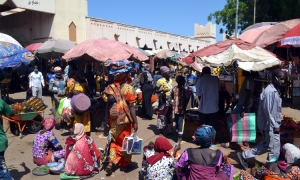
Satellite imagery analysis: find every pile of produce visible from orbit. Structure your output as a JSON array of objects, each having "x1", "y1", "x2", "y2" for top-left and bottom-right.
[
  {"x1": 11, "y1": 97, "x2": 47, "y2": 114},
  {"x1": 281, "y1": 114, "x2": 299, "y2": 131}
]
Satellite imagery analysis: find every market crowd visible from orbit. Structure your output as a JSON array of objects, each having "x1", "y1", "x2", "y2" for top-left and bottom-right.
[{"x1": 0, "y1": 59, "x2": 299, "y2": 180}]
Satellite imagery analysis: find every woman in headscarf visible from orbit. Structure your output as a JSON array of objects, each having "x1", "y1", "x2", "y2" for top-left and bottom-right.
[
  {"x1": 175, "y1": 125, "x2": 234, "y2": 180},
  {"x1": 140, "y1": 137, "x2": 181, "y2": 180},
  {"x1": 49, "y1": 66, "x2": 66, "y2": 123},
  {"x1": 140, "y1": 65, "x2": 154, "y2": 120},
  {"x1": 67, "y1": 70, "x2": 91, "y2": 135},
  {"x1": 102, "y1": 60, "x2": 138, "y2": 175},
  {"x1": 32, "y1": 118, "x2": 65, "y2": 166},
  {"x1": 64, "y1": 123, "x2": 100, "y2": 178},
  {"x1": 155, "y1": 66, "x2": 173, "y2": 134}
]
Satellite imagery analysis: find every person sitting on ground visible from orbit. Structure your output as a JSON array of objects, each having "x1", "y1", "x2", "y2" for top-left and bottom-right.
[
  {"x1": 32, "y1": 118, "x2": 65, "y2": 166},
  {"x1": 64, "y1": 123, "x2": 100, "y2": 178},
  {"x1": 140, "y1": 137, "x2": 181, "y2": 180},
  {"x1": 171, "y1": 75, "x2": 188, "y2": 144},
  {"x1": 175, "y1": 125, "x2": 234, "y2": 180}
]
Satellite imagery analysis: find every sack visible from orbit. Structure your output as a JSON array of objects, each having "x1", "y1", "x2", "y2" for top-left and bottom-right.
[
  {"x1": 121, "y1": 133, "x2": 143, "y2": 155},
  {"x1": 229, "y1": 113, "x2": 256, "y2": 142},
  {"x1": 58, "y1": 98, "x2": 65, "y2": 115}
]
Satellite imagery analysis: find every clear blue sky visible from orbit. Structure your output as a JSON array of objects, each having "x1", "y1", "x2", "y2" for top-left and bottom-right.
[{"x1": 87, "y1": 0, "x2": 227, "y2": 42}]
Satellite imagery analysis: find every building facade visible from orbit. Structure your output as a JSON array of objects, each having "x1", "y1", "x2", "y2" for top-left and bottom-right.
[{"x1": 0, "y1": 0, "x2": 216, "y2": 53}]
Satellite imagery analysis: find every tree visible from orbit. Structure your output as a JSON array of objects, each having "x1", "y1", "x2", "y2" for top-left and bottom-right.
[{"x1": 208, "y1": 0, "x2": 300, "y2": 36}]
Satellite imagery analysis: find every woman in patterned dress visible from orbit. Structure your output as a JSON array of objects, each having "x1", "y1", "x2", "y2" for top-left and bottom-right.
[
  {"x1": 102, "y1": 60, "x2": 138, "y2": 175},
  {"x1": 32, "y1": 118, "x2": 65, "y2": 166}
]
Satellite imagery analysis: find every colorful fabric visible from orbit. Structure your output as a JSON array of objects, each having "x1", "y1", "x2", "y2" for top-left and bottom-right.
[
  {"x1": 106, "y1": 83, "x2": 136, "y2": 167},
  {"x1": 104, "y1": 83, "x2": 134, "y2": 125},
  {"x1": 65, "y1": 135, "x2": 100, "y2": 176},
  {"x1": 240, "y1": 166, "x2": 300, "y2": 180},
  {"x1": 109, "y1": 60, "x2": 132, "y2": 76},
  {"x1": 156, "y1": 78, "x2": 173, "y2": 97},
  {"x1": 230, "y1": 113, "x2": 256, "y2": 142},
  {"x1": 49, "y1": 77, "x2": 66, "y2": 96},
  {"x1": 146, "y1": 137, "x2": 172, "y2": 165},
  {"x1": 42, "y1": 118, "x2": 56, "y2": 131},
  {"x1": 65, "y1": 136, "x2": 76, "y2": 159},
  {"x1": 175, "y1": 149, "x2": 233, "y2": 180},
  {"x1": 282, "y1": 143, "x2": 300, "y2": 164},
  {"x1": 193, "y1": 125, "x2": 216, "y2": 147},
  {"x1": 172, "y1": 86, "x2": 188, "y2": 115},
  {"x1": 0, "y1": 154, "x2": 13, "y2": 180}
]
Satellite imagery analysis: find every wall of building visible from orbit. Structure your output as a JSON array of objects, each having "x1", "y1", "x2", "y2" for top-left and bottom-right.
[{"x1": 86, "y1": 17, "x2": 215, "y2": 53}]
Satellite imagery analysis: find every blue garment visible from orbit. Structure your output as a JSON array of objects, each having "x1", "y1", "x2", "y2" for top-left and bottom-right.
[
  {"x1": 174, "y1": 114, "x2": 184, "y2": 136},
  {"x1": 0, "y1": 153, "x2": 13, "y2": 180},
  {"x1": 257, "y1": 83, "x2": 282, "y2": 131},
  {"x1": 186, "y1": 75, "x2": 196, "y2": 85},
  {"x1": 153, "y1": 75, "x2": 162, "y2": 88},
  {"x1": 47, "y1": 73, "x2": 56, "y2": 83}
]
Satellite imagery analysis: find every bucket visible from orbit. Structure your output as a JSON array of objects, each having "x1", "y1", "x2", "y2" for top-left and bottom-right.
[{"x1": 71, "y1": 93, "x2": 91, "y2": 113}]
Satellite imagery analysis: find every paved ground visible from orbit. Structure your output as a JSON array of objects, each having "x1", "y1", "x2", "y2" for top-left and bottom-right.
[{"x1": 4, "y1": 91, "x2": 300, "y2": 180}]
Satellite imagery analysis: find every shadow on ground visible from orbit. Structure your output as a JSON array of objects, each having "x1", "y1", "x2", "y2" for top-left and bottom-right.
[{"x1": 10, "y1": 162, "x2": 31, "y2": 180}]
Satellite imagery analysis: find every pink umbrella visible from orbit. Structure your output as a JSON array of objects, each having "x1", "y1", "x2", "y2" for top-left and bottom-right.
[
  {"x1": 190, "y1": 61, "x2": 204, "y2": 72},
  {"x1": 62, "y1": 38, "x2": 148, "y2": 62},
  {"x1": 239, "y1": 25, "x2": 272, "y2": 43},
  {"x1": 25, "y1": 43, "x2": 42, "y2": 53},
  {"x1": 253, "y1": 19, "x2": 300, "y2": 48}
]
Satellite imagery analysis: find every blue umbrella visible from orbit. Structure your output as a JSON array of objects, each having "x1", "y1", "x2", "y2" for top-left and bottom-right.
[{"x1": 0, "y1": 42, "x2": 34, "y2": 69}]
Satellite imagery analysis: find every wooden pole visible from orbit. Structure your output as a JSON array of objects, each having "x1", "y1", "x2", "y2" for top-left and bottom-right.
[{"x1": 150, "y1": 56, "x2": 154, "y2": 72}]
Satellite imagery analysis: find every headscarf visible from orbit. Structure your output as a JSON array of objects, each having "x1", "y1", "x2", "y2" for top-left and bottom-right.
[
  {"x1": 42, "y1": 118, "x2": 56, "y2": 131},
  {"x1": 146, "y1": 137, "x2": 173, "y2": 165},
  {"x1": 193, "y1": 125, "x2": 216, "y2": 148},
  {"x1": 54, "y1": 66, "x2": 62, "y2": 72},
  {"x1": 160, "y1": 66, "x2": 170, "y2": 74},
  {"x1": 73, "y1": 123, "x2": 85, "y2": 140}
]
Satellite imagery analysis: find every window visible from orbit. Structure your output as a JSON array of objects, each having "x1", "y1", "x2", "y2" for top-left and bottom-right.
[{"x1": 69, "y1": 22, "x2": 77, "y2": 43}]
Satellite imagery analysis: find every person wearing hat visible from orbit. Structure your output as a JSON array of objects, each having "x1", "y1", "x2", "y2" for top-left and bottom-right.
[
  {"x1": 175, "y1": 125, "x2": 234, "y2": 180},
  {"x1": 196, "y1": 67, "x2": 220, "y2": 140}
]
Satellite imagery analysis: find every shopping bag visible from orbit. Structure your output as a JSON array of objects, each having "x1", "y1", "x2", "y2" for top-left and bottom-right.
[
  {"x1": 121, "y1": 133, "x2": 143, "y2": 155},
  {"x1": 58, "y1": 98, "x2": 65, "y2": 115},
  {"x1": 61, "y1": 98, "x2": 73, "y2": 117},
  {"x1": 229, "y1": 113, "x2": 256, "y2": 142}
]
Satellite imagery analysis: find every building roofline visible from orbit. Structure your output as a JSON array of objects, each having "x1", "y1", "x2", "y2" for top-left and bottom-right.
[{"x1": 86, "y1": 16, "x2": 211, "y2": 43}]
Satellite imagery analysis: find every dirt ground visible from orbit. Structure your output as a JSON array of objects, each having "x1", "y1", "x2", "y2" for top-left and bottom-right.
[{"x1": 3, "y1": 91, "x2": 300, "y2": 180}]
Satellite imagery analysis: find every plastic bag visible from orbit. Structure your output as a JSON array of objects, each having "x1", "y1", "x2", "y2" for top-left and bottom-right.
[
  {"x1": 58, "y1": 98, "x2": 65, "y2": 115},
  {"x1": 121, "y1": 133, "x2": 142, "y2": 155},
  {"x1": 61, "y1": 98, "x2": 73, "y2": 118}
]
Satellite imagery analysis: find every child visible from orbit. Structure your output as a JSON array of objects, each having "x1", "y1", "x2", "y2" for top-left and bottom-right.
[{"x1": 171, "y1": 75, "x2": 188, "y2": 144}]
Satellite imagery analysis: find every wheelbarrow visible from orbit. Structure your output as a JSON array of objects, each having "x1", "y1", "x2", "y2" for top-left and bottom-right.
[{"x1": 2, "y1": 111, "x2": 44, "y2": 139}]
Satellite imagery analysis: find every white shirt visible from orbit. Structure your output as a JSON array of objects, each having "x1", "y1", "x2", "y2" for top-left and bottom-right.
[
  {"x1": 196, "y1": 74, "x2": 220, "y2": 114},
  {"x1": 29, "y1": 71, "x2": 45, "y2": 88}
]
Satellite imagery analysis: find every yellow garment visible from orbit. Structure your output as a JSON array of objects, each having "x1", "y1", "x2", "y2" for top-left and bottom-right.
[
  {"x1": 156, "y1": 78, "x2": 172, "y2": 97},
  {"x1": 96, "y1": 76, "x2": 102, "y2": 92},
  {"x1": 73, "y1": 111, "x2": 91, "y2": 132}
]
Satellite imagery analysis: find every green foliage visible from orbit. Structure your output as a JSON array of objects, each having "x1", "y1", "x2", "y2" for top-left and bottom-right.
[
  {"x1": 233, "y1": 174, "x2": 241, "y2": 180},
  {"x1": 208, "y1": 0, "x2": 300, "y2": 36},
  {"x1": 254, "y1": 163, "x2": 261, "y2": 169}
]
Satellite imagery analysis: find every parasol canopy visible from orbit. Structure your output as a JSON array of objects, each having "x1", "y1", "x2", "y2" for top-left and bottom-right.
[
  {"x1": 25, "y1": 43, "x2": 43, "y2": 53},
  {"x1": 0, "y1": 32, "x2": 22, "y2": 47},
  {"x1": 136, "y1": 48, "x2": 151, "y2": 56},
  {"x1": 0, "y1": 42, "x2": 34, "y2": 69},
  {"x1": 154, "y1": 49, "x2": 176, "y2": 59},
  {"x1": 253, "y1": 19, "x2": 300, "y2": 48},
  {"x1": 190, "y1": 61, "x2": 204, "y2": 72},
  {"x1": 239, "y1": 25, "x2": 272, "y2": 43},
  {"x1": 36, "y1": 39, "x2": 75, "y2": 59},
  {"x1": 278, "y1": 23, "x2": 300, "y2": 47},
  {"x1": 62, "y1": 38, "x2": 148, "y2": 62},
  {"x1": 184, "y1": 38, "x2": 282, "y2": 71}
]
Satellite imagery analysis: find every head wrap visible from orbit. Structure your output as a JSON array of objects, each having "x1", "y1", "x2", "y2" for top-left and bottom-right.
[
  {"x1": 193, "y1": 125, "x2": 216, "y2": 147},
  {"x1": 74, "y1": 123, "x2": 85, "y2": 140},
  {"x1": 146, "y1": 137, "x2": 172, "y2": 165},
  {"x1": 160, "y1": 66, "x2": 170, "y2": 74},
  {"x1": 54, "y1": 66, "x2": 62, "y2": 72},
  {"x1": 42, "y1": 118, "x2": 56, "y2": 131}
]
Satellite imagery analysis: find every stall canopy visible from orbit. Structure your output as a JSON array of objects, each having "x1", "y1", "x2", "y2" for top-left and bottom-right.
[
  {"x1": 25, "y1": 43, "x2": 43, "y2": 53},
  {"x1": 155, "y1": 49, "x2": 176, "y2": 59},
  {"x1": 253, "y1": 19, "x2": 300, "y2": 48},
  {"x1": 62, "y1": 38, "x2": 148, "y2": 62},
  {"x1": 36, "y1": 39, "x2": 75, "y2": 59},
  {"x1": 0, "y1": 32, "x2": 22, "y2": 47},
  {"x1": 0, "y1": 42, "x2": 34, "y2": 69},
  {"x1": 136, "y1": 48, "x2": 151, "y2": 56},
  {"x1": 183, "y1": 38, "x2": 282, "y2": 71},
  {"x1": 278, "y1": 23, "x2": 300, "y2": 48},
  {"x1": 239, "y1": 25, "x2": 272, "y2": 43}
]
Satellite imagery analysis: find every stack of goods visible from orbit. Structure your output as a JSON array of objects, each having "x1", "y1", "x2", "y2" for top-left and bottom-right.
[
  {"x1": 281, "y1": 114, "x2": 299, "y2": 131},
  {"x1": 11, "y1": 97, "x2": 47, "y2": 114}
]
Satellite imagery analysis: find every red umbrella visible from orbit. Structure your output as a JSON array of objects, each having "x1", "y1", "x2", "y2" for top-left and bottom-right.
[
  {"x1": 239, "y1": 25, "x2": 272, "y2": 43},
  {"x1": 253, "y1": 19, "x2": 300, "y2": 48},
  {"x1": 25, "y1": 43, "x2": 42, "y2": 53},
  {"x1": 62, "y1": 38, "x2": 148, "y2": 62},
  {"x1": 278, "y1": 23, "x2": 300, "y2": 48}
]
